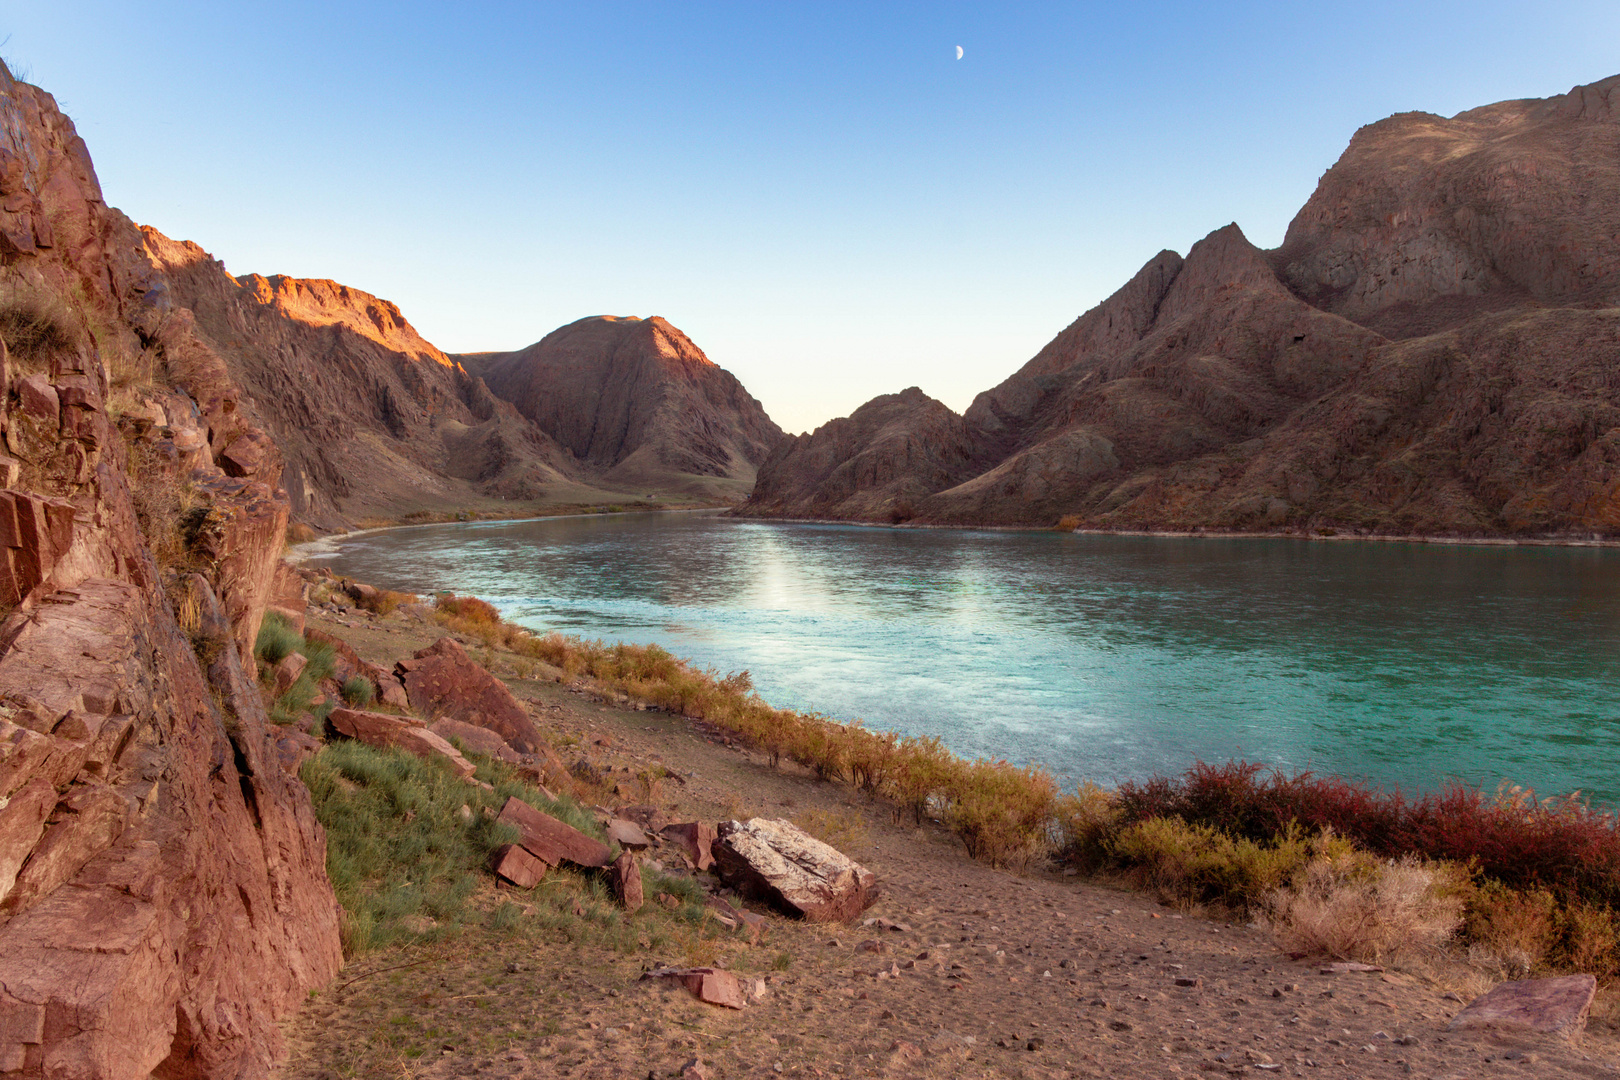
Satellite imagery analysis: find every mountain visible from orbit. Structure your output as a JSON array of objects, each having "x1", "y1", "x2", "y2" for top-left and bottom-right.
[
  {"x1": 461, "y1": 315, "x2": 784, "y2": 500},
  {"x1": 140, "y1": 237, "x2": 601, "y2": 531},
  {"x1": 738, "y1": 74, "x2": 1620, "y2": 538}
]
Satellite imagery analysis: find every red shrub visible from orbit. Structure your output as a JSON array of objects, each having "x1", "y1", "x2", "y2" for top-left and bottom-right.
[{"x1": 1117, "y1": 760, "x2": 1620, "y2": 907}]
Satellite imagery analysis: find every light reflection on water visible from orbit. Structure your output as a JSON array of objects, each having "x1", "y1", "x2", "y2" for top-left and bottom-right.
[{"x1": 313, "y1": 512, "x2": 1620, "y2": 804}]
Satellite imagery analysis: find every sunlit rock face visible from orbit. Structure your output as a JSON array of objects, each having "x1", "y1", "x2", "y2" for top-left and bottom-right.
[
  {"x1": 742, "y1": 75, "x2": 1620, "y2": 538},
  {"x1": 463, "y1": 315, "x2": 785, "y2": 501}
]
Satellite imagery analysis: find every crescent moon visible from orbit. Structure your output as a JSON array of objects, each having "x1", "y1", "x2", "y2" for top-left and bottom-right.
[{"x1": 956, "y1": 45, "x2": 964, "y2": 59}]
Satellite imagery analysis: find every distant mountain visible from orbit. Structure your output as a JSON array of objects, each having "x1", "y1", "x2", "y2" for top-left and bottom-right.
[
  {"x1": 461, "y1": 315, "x2": 784, "y2": 499},
  {"x1": 142, "y1": 233, "x2": 591, "y2": 529},
  {"x1": 740, "y1": 75, "x2": 1620, "y2": 537}
]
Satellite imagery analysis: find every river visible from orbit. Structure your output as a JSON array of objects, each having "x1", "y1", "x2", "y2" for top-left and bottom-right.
[{"x1": 309, "y1": 512, "x2": 1620, "y2": 804}]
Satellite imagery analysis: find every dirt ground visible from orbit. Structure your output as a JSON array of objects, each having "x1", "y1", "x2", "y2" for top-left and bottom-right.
[{"x1": 280, "y1": 606, "x2": 1620, "y2": 1080}]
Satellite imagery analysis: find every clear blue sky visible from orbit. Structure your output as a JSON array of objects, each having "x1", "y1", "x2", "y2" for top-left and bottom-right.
[{"x1": 7, "y1": 2, "x2": 1619, "y2": 433}]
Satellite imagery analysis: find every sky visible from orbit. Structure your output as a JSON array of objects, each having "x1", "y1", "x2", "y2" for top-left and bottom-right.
[{"x1": 5, "y1": 3, "x2": 1619, "y2": 434}]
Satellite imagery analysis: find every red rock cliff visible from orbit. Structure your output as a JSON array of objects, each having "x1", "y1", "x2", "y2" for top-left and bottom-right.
[{"x1": 0, "y1": 64, "x2": 341, "y2": 1078}]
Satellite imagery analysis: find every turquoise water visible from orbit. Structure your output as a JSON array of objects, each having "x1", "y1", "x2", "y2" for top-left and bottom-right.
[{"x1": 313, "y1": 512, "x2": 1620, "y2": 804}]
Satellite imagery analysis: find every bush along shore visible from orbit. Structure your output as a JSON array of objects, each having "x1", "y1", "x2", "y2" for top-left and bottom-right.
[{"x1": 406, "y1": 586, "x2": 1620, "y2": 981}]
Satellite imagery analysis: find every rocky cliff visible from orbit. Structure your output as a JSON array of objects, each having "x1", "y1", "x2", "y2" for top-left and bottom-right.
[
  {"x1": 0, "y1": 64, "x2": 341, "y2": 1078},
  {"x1": 141, "y1": 240, "x2": 587, "y2": 531},
  {"x1": 462, "y1": 315, "x2": 784, "y2": 499},
  {"x1": 740, "y1": 74, "x2": 1620, "y2": 537}
]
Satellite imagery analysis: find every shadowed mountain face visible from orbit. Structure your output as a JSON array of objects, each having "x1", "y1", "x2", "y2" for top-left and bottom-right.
[
  {"x1": 462, "y1": 316, "x2": 784, "y2": 499},
  {"x1": 741, "y1": 75, "x2": 1620, "y2": 537},
  {"x1": 142, "y1": 233, "x2": 585, "y2": 529}
]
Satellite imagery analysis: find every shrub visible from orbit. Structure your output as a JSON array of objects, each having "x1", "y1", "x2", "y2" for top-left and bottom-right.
[
  {"x1": 946, "y1": 759, "x2": 1058, "y2": 869},
  {"x1": 341, "y1": 674, "x2": 376, "y2": 707},
  {"x1": 1055, "y1": 515, "x2": 1081, "y2": 531},
  {"x1": 1268, "y1": 855, "x2": 1466, "y2": 963},
  {"x1": 356, "y1": 587, "x2": 414, "y2": 616},
  {"x1": 793, "y1": 807, "x2": 869, "y2": 854},
  {"x1": 435, "y1": 593, "x2": 500, "y2": 625},
  {"x1": 0, "y1": 286, "x2": 82, "y2": 367}
]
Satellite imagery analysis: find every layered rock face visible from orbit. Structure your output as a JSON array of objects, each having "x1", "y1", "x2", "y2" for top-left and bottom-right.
[
  {"x1": 0, "y1": 65, "x2": 340, "y2": 1078},
  {"x1": 142, "y1": 240, "x2": 582, "y2": 530},
  {"x1": 740, "y1": 75, "x2": 1620, "y2": 537},
  {"x1": 463, "y1": 315, "x2": 784, "y2": 498}
]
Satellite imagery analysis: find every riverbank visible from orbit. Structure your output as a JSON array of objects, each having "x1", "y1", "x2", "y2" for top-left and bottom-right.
[
  {"x1": 728, "y1": 512, "x2": 1620, "y2": 549},
  {"x1": 280, "y1": 592, "x2": 1620, "y2": 1078}
]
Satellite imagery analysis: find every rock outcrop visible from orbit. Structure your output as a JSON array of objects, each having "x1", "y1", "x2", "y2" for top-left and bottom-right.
[
  {"x1": 738, "y1": 75, "x2": 1620, "y2": 538},
  {"x1": 462, "y1": 316, "x2": 784, "y2": 499},
  {"x1": 0, "y1": 63, "x2": 341, "y2": 1078}
]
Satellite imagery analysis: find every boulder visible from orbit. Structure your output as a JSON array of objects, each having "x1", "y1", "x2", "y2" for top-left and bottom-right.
[
  {"x1": 490, "y1": 843, "x2": 547, "y2": 889},
  {"x1": 605, "y1": 818, "x2": 650, "y2": 849},
  {"x1": 641, "y1": 966, "x2": 748, "y2": 1010},
  {"x1": 304, "y1": 627, "x2": 363, "y2": 686},
  {"x1": 429, "y1": 717, "x2": 521, "y2": 763},
  {"x1": 610, "y1": 851, "x2": 643, "y2": 912},
  {"x1": 660, "y1": 821, "x2": 715, "y2": 871},
  {"x1": 615, "y1": 804, "x2": 668, "y2": 833},
  {"x1": 713, "y1": 818, "x2": 878, "y2": 923},
  {"x1": 271, "y1": 651, "x2": 307, "y2": 694},
  {"x1": 496, "y1": 796, "x2": 611, "y2": 868},
  {"x1": 326, "y1": 708, "x2": 476, "y2": 780},
  {"x1": 361, "y1": 661, "x2": 410, "y2": 709},
  {"x1": 395, "y1": 638, "x2": 553, "y2": 759},
  {"x1": 273, "y1": 728, "x2": 322, "y2": 776},
  {"x1": 1449, "y1": 974, "x2": 1597, "y2": 1039}
]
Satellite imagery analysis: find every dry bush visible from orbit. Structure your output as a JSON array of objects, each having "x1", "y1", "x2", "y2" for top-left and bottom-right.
[
  {"x1": 793, "y1": 807, "x2": 870, "y2": 855},
  {"x1": 1269, "y1": 855, "x2": 1466, "y2": 963},
  {"x1": 946, "y1": 759, "x2": 1058, "y2": 869},
  {"x1": 1055, "y1": 781, "x2": 1122, "y2": 871},
  {"x1": 1561, "y1": 903, "x2": 1620, "y2": 979},
  {"x1": 127, "y1": 441, "x2": 199, "y2": 570},
  {"x1": 1465, "y1": 881, "x2": 1560, "y2": 977},
  {"x1": 286, "y1": 522, "x2": 317, "y2": 545},
  {"x1": 1054, "y1": 514, "x2": 1081, "y2": 531},
  {"x1": 0, "y1": 284, "x2": 82, "y2": 369},
  {"x1": 356, "y1": 587, "x2": 414, "y2": 616},
  {"x1": 1109, "y1": 816, "x2": 1335, "y2": 910}
]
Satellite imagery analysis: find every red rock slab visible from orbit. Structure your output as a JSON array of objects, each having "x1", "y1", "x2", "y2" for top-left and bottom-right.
[
  {"x1": 429, "y1": 717, "x2": 521, "y2": 763},
  {"x1": 610, "y1": 851, "x2": 643, "y2": 913},
  {"x1": 1449, "y1": 974, "x2": 1597, "y2": 1039},
  {"x1": 496, "y1": 796, "x2": 611, "y2": 868},
  {"x1": 642, "y1": 966, "x2": 748, "y2": 1010},
  {"x1": 0, "y1": 776, "x2": 57, "y2": 903},
  {"x1": 265, "y1": 603, "x2": 305, "y2": 636},
  {"x1": 490, "y1": 843, "x2": 547, "y2": 889},
  {"x1": 0, "y1": 781, "x2": 129, "y2": 915},
  {"x1": 327, "y1": 708, "x2": 476, "y2": 780},
  {"x1": 395, "y1": 637, "x2": 547, "y2": 755},
  {"x1": 659, "y1": 821, "x2": 715, "y2": 871}
]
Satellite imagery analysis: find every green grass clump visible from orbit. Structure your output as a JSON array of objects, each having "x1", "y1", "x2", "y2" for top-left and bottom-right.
[
  {"x1": 341, "y1": 674, "x2": 376, "y2": 707},
  {"x1": 255, "y1": 610, "x2": 303, "y2": 664},
  {"x1": 305, "y1": 741, "x2": 612, "y2": 956}
]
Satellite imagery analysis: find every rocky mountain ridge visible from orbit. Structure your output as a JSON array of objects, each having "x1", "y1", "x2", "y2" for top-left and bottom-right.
[
  {"x1": 740, "y1": 74, "x2": 1620, "y2": 536},
  {"x1": 461, "y1": 315, "x2": 784, "y2": 500}
]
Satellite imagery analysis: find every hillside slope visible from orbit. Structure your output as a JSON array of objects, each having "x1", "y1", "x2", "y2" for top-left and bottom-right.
[
  {"x1": 740, "y1": 74, "x2": 1620, "y2": 537},
  {"x1": 142, "y1": 239, "x2": 597, "y2": 530}
]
